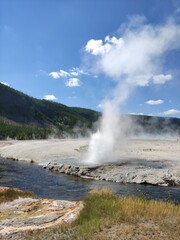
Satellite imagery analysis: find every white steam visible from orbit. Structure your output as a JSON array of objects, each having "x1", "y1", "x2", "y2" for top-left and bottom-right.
[{"x1": 85, "y1": 17, "x2": 180, "y2": 164}]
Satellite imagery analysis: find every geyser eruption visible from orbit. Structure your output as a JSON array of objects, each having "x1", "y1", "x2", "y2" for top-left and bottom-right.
[
  {"x1": 85, "y1": 16, "x2": 180, "y2": 164},
  {"x1": 87, "y1": 83, "x2": 131, "y2": 164},
  {"x1": 87, "y1": 101, "x2": 119, "y2": 164}
]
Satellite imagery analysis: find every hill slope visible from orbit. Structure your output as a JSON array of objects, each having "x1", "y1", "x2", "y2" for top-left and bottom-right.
[
  {"x1": 0, "y1": 83, "x2": 180, "y2": 139},
  {"x1": 0, "y1": 83, "x2": 100, "y2": 139},
  {"x1": 126, "y1": 114, "x2": 180, "y2": 136}
]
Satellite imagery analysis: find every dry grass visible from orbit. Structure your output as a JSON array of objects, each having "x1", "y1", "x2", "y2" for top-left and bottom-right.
[
  {"x1": 69, "y1": 188, "x2": 180, "y2": 240},
  {"x1": 0, "y1": 188, "x2": 35, "y2": 203},
  {"x1": 13, "y1": 188, "x2": 180, "y2": 240}
]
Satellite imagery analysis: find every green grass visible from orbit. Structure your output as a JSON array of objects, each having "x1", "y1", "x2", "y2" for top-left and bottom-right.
[
  {"x1": 24, "y1": 188, "x2": 180, "y2": 240},
  {"x1": 0, "y1": 188, "x2": 35, "y2": 203},
  {"x1": 70, "y1": 188, "x2": 180, "y2": 239}
]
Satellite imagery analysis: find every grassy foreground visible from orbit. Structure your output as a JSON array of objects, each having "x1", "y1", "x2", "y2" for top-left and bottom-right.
[
  {"x1": 25, "y1": 188, "x2": 180, "y2": 240},
  {"x1": 0, "y1": 188, "x2": 35, "y2": 203}
]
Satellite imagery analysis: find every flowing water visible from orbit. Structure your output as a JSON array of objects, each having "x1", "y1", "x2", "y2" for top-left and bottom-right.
[{"x1": 0, "y1": 157, "x2": 179, "y2": 203}]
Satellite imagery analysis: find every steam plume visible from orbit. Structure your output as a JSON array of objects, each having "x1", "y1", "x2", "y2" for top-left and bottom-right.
[{"x1": 84, "y1": 16, "x2": 180, "y2": 164}]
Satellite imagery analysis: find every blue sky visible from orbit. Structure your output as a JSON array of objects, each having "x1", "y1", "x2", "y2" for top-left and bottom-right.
[{"x1": 0, "y1": 0, "x2": 180, "y2": 117}]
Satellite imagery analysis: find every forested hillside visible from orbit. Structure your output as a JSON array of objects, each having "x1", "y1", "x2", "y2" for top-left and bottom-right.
[
  {"x1": 0, "y1": 83, "x2": 179, "y2": 140},
  {"x1": 0, "y1": 83, "x2": 100, "y2": 139}
]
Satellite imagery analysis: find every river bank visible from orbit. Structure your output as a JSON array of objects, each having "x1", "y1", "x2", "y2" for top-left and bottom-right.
[
  {"x1": 2, "y1": 188, "x2": 179, "y2": 240},
  {"x1": 0, "y1": 186, "x2": 83, "y2": 239},
  {"x1": 0, "y1": 139, "x2": 180, "y2": 239},
  {"x1": 0, "y1": 138, "x2": 180, "y2": 186}
]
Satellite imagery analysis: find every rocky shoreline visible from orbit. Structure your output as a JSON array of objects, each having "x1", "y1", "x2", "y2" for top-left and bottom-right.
[
  {"x1": 0, "y1": 187, "x2": 83, "y2": 239},
  {"x1": 45, "y1": 162, "x2": 180, "y2": 187},
  {"x1": 0, "y1": 139, "x2": 180, "y2": 187}
]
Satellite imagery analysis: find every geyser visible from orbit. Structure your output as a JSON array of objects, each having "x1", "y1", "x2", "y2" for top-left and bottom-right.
[
  {"x1": 87, "y1": 102, "x2": 119, "y2": 164},
  {"x1": 85, "y1": 16, "x2": 180, "y2": 164}
]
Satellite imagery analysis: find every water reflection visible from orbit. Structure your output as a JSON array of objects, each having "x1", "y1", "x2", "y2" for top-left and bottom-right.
[{"x1": 0, "y1": 157, "x2": 179, "y2": 203}]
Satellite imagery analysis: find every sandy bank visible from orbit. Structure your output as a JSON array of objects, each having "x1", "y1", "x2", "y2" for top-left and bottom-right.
[
  {"x1": 0, "y1": 138, "x2": 180, "y2": 163},
  {"x1": 0, "y1": 138, "x2": 180, "y2": 186},
  {"x1": 0, "y1": 139, "x2": 88, "y2": 165}
]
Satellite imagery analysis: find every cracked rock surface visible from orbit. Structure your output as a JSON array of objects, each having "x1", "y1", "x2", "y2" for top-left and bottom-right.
[{"x1": 0, "y1": 188, "x2": 83, "y2": 238}]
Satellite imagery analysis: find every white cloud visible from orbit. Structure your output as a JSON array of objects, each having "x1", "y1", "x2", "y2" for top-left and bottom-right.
[
  {"x1": 69, "y1": 67, "x2": 87, "y2": 77},
  {"x1": 146, "y1": 99, "x2": 164, "y2": 105},
  {"x1": 97, "y1": 104, "x2": 103, "y2": 109},
  {"x1": 49, "y1": 69, "x2": 70, "y2": 79},
  {"x1": 85, "y1": 37, "x2": 124, "y2": 56},
  {"x1": 43, "y1": 95, "x2": 57, "y2": 101},
  {"x1": 163, "y1": 109, "x2": 180, "y2": 115},
  {"x1": 49, "y1": 72, "x2": 60, "y2": 79},
  {"x1": 0, "y1": 82, "x2": 10, "y2": 86},
  {"x1": 129, "y1": 112, "x2": 144, "y2": 115},
  {"x1": 84, "y1": 19, "x2": 180, "y2": 88},
  {"x1": 70, "y1": 71, "x2": 79, "y2": 77},
  {"x1": 49, "y1": 68, "x2": 88, "y2": 79},
  {"x1": 152, "y1": 74, "x2": 172, "y2": 84},
  {"x1": 85, "y1": 39, "x2": 104, "y2": 55},
  {"x1": 49, "y1": 68, "x2": 87, "y2": 88},
  {"x1": 58, "y1": 69, "x2": 70, "y2": 77},
  {"x1": 65, "y1": 78, "x2": 81, "y2": 87}
]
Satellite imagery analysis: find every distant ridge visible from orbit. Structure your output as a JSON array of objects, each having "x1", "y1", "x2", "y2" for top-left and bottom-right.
[
  {"x1": 125, "y1": 114, "x2": 180, "y2": 136},
  {"x1": 0, "y1": 83, "x2": 100, "y2": 139},
  {"x1": 0, "y1": 83, "x2": 179, "y2": 139}
]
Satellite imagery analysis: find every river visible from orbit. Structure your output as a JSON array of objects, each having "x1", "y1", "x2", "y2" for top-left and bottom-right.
[{"x1": 0, "y1": 157, "x2": 179, "y2": 203}]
